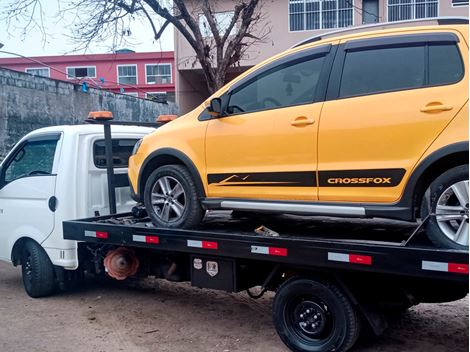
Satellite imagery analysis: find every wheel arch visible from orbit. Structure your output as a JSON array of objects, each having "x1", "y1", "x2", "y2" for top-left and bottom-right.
[
  {"x1": 137, "y1": 148, "x2": 206, "y2": 202},
  {"x1": 402, "y1": 142, "x2": 469, "y2": 219},
  {"x1": 11, "y1": 237, "x2": 40, "y2": 266}
]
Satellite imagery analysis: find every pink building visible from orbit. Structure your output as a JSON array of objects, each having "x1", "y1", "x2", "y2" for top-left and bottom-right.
[{"x1": 0, "y1": 50, "x2": 175, "y2": 102}]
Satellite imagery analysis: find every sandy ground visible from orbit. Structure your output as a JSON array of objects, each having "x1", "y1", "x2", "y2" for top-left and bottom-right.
[{"x1": 0, "y1": 262, "x2": 468, "y2": 352}]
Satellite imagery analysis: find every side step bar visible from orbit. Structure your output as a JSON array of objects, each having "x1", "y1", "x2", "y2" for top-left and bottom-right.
[{"x1": 205, "y1": 199, "x2": 366, "y2": 217}]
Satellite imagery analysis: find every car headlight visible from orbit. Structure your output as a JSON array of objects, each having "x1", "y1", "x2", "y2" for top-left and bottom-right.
[{"x1": 132, "y1": 139, "x2": 143, "y2": 155}]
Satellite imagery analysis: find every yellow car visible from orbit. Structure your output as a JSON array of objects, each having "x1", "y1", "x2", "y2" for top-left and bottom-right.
[{"x1": 129, "y1": 18, "x2": 469, "y2": 249}]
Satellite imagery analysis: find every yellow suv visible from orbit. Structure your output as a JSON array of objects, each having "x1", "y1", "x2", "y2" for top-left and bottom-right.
[{"x1": 129, "y1": 18, "x2": 469, "y2": 249}]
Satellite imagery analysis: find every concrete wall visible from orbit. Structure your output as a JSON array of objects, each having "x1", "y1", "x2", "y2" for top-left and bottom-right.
[{"x1": 0, "y1": 67, "x2": 178, "y2": 159}]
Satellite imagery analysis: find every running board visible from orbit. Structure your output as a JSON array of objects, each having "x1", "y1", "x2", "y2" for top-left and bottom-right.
[{"x1": 208, "y1": 200, "x2": 366, "y2": 217}]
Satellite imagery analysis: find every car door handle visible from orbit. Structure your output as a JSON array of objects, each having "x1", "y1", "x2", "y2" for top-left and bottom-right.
[
  {"x1": 420, "y1": 103, "x2": 454, "y2": 113},
  {"x1": 291, "y1": 116, "x2": 315, "y2": 127}
]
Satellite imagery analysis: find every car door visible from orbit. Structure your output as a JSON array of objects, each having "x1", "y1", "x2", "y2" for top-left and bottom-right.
[
  {"x1": 0, "y1": 134, "x2": 60, "y2": 261},
  {"x1": 205, "y1": 44, "x2": 336, "y2": 201},
  {"x1": 318, "y1": 31, "x2": 468, "y2": 203}
]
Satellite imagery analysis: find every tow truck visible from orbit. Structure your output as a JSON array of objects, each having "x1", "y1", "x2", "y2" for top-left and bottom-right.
[{"x1": 0, "y1": 113, "x2": 467, "y2": 352}]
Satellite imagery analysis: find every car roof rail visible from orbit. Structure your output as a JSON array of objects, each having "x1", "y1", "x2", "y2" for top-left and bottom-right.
[{"x1": 292, "y1": 16, "x2": 469, "y2": 48}]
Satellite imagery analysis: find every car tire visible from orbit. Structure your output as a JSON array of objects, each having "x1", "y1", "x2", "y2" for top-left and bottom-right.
[
  {"x1": 144, "y1": 164, "x2": 205, "y2": 229},
  {"x1": 21, "y1": 240, "x2": 57, "y2": 298},
  {"x1": 273, "y1": 276, "x2": 360, "y2": 352},
  {"x1": 420, "y1": 165, "x2": 469, "y2": 249}
]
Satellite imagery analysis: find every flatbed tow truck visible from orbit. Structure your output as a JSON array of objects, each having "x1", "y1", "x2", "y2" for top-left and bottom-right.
[{"x1": 58, "y1": 118, "x2": 469, "y2": 352}]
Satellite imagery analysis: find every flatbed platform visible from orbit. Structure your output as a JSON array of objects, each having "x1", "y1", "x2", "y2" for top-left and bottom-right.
[{"x1": 63, "y1": 211, "x2": 469, "y2": 283}]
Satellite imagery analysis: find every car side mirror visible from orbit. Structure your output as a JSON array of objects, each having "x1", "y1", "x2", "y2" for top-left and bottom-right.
[{"x1": 207, "y1": 98, "x2": 222, "y2": 117}]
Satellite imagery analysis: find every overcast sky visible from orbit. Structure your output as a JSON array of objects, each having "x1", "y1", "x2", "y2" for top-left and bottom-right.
[{"x1": 0, "y1": 1, "x2": 174, "y2": 58}]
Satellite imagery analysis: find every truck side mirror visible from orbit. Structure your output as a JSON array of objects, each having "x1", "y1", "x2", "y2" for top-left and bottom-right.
[{"x1": 207, "y1": 98, "x2": 222, "y2": 117}]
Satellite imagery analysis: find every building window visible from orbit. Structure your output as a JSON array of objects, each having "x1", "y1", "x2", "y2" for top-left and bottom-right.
[
  {"x1": 25, "y1": 67, "x2": 50, "y2": 78},
  {"x1": 289, "y1": 0, "x2": 353, "y2": 31},
  {"x1": 146, "y1": 64, "x2": 172, "y2": 84},
  {"x1": 123, "y1": 92, "x2": 139, "y2": 97},
  {"x1": 199, "y1": 11, "x2": 236, "y2": 37},
  {"x1": 452, "y1": 0, "x2": 468, "y2": 6},
  {"x1": 117, "y1": 65, "x2": 137, "y2": 85},
  {"x1": 388, "y1": 0, "x2": 438, "y2": 22},
  {"x1": 66, "y1": 66, "x2": 96, "y2": 79}
]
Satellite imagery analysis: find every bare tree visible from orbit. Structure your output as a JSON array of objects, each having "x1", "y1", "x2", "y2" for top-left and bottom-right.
[{"x1": 3, "y1": 0, "x2": 270, "y2": 93}]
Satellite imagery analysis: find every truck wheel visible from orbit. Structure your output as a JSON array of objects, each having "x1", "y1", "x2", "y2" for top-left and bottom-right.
[
  {"x1": 144, "y1": 165, "x2": 204, "y2": 229},
  {"x1": 21, "y1": 240, "x2": 57, "y2": 298},
  {"x1": 420, "y1": 165, "x2": 469, "y2": 249},
  {"x1": 273, "y1": 277, "x2": 360, "y2": 352}
]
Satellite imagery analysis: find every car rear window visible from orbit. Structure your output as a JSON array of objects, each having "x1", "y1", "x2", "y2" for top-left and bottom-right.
[
  {"x1": 339, "y1": 45, "x2": 425, "y2": 97},
  {"x1": 339, "y1": 41, "x2": 464, "y2": 98},
  {"x1": 93, "y1": 139, "x2": 139, "y2": 169}
]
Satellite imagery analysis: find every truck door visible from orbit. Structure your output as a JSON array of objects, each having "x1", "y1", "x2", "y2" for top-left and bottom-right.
[{"x1": 0, "y1": 134, "x2": 61, "y2": 261}]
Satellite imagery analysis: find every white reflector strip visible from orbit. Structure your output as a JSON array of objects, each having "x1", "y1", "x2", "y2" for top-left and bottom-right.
[
  {"x1": 422, "y1": 260, "x2": 449, "y2": 272},
  {"x1": 133, "y1": 235, "x2": 146, "y2": 243},
  {"x1": 187, "y1": 240, "x2": 203, "y2": 248},
  {"x1": 251, "y1": 246, "x2": 269, "y2": 255},
  {"x1": 85, "y1": 230, "x2": 96, "y2": 238},
  {"x1": 328, "y1": 252, "x2": 350, "y2": 263}
]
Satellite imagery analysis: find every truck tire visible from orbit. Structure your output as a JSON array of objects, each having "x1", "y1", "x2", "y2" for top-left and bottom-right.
[
  {"x1": 273, "y1": 277, "x2": 360, "y2": 352},
  {"x1": 144, "y1": 165, "x2": 205, "y2": 229},
  {"x1": 21, "y1": 240, "x2": 57, "y2": 298},
  {"x1": 420, "y1": 165, "x2": 469, "y2": 249}
]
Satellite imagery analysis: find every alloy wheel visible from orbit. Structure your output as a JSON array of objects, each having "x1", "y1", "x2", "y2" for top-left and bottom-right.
[
  {"x1": 436, "y1": 180, "x2": 469, "y2": 246},
  {"x1": 151, "y1": 176, "x2": 187, "y2": 222}
]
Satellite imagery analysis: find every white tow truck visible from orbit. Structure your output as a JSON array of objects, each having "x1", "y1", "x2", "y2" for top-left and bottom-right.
[{"x1": 0, "y1": 115, "x2": 467, "y2": 352}]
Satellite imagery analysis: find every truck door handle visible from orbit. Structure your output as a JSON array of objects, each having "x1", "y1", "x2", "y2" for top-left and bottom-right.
[
  {"x1": 420, "y1": 103, "x2": 454, "y2": 113},
  {"x1": 291, "y1": 116, "x2": 315, "y2": 127}
]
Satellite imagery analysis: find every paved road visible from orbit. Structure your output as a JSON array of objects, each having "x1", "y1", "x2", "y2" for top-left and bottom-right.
[{"x1": 0, "y1": 262, "x2": 467, "y2": 352}]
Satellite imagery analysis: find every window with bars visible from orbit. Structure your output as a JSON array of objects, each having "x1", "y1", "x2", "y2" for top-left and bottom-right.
[
  {"x1": 146, "y1": 64, "x2": 172, "y2": 84},
  {"x1": 289, "y1": 0, "x2": 354, "y2": 31},
  {"x1": 118, "y1": 65, "x2": 137, "y2": 85},
  {"x1": 388, "y1": 0, "x2": 438, "y2": 21}
]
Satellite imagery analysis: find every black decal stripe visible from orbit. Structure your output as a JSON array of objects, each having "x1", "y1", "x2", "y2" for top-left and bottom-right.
[
  {"x1": 318, "y1": 168, "x2": 406, "y2": 187},
  {"x1": 208, "y1": 171, "x2": 316, "y2": 187}
]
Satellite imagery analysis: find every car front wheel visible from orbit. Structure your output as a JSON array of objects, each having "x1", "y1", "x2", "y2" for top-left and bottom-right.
[
  {"x1": 144, "y1": 165, "x2": 204, "y2": 229},
  {"x1": 421, "y1": 165, "x2": 469, "y2": 249}
]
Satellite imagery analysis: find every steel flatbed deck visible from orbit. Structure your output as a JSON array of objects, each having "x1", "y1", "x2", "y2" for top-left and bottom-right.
[{"x1": 63, "y1": 211, "x2": 469, "y2": 283}]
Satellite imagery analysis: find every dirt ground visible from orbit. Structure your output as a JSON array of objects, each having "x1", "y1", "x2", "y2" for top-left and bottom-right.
[{"x1": 0, "y1": 262, "x2": 467, "y2": 352}]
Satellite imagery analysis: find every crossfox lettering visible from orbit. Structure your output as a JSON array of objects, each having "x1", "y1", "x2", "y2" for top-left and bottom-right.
[{"x1": 327, "y1": 177, "x2": 392, "y2": 185}]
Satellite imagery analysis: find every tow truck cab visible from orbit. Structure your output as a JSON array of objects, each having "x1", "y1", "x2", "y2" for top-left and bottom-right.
[{"x1": 0, "y1": 124, "x2": 154, "y2": 269}]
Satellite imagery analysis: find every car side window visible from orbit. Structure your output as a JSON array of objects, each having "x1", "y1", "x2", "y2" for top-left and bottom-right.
[
  {"x1": 93, "y1": 139, "x2": 139, "y2": 168},
  {"x1": 227, "y1": 54, "x2": 326, "y2": 114},
  {"x1": 339, "y1": 45, "x2": 425, "y2": 98},
  {"x1": 428, "y1": 43, "x2": 464, "y2": 86},
  {"x1": 4, "y1": 139, "x2": 58, "y2": 183}
]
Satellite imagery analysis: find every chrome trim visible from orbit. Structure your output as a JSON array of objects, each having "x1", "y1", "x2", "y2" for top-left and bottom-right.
[{"x1": 220, "y1": 200, "x2": 366, "y2": 216}]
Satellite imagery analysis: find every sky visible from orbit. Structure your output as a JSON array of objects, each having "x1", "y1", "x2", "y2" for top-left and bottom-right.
[{"x1": 0, "y1": 0, "x2": 174, "y2": 58}]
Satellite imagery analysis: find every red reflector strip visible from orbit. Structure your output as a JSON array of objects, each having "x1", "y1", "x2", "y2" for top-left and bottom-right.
[
  {"x1": 85, "y1": 230, "x2": 108, "y2": 239},
  {"x1": 423, "y1": 260, "x2": 469, "y2": 275},
  {"x1": 146, "y1": 236, "x2": 160, "y2": 244},
  {"x1": 187, "y1": 240, "x2": 218, "y2": 250},
  {"x1": 328, "y1": 252, "x2": 372, "y2": 266},
  {"x1": 251, "y1": 245, "x2": 288, "y2": 257},
  {"x1": 448, "y1": 263, "x2": 469, "y2": 274},
  {"x1": 133, "y1": 235, "x2": 159, "y2": 244}
]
